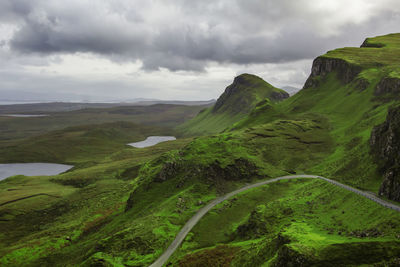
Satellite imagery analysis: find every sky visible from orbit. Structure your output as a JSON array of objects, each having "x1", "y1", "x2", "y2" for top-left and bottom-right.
[{"x1": 0, "y1": 0, "x2": 399, "y2": 102}]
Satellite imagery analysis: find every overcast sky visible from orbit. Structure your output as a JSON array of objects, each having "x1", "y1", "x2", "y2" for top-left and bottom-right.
[{"x1": 0, "y1": 0, "x2": 399, "y2": 102}]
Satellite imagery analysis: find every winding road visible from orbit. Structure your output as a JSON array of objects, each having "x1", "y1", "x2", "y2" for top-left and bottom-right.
[{"x1": 149, "y1": 175, "x2": 400, "y2": 267}]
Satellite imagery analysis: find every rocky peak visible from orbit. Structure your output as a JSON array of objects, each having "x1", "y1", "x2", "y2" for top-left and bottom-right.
[
  {"x1": 232, "y1": 73, "x2": 263, "y2": 86},
  {"x1": 213, "y1": 74, "x2": 289, "y2": 114}
]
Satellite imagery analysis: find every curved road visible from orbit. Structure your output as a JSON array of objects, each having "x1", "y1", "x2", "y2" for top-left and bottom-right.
[{"x1": 149, "y1": 175, "x2": 400, "y2": 267}]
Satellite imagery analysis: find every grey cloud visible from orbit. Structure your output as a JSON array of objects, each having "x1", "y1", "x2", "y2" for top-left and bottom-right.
[
  {"x1": 0, "y1": 0, "x2": 33, "y2": 22},
  {"x1": 2, "y1": 0, "x2": 400, "y2": 72}
]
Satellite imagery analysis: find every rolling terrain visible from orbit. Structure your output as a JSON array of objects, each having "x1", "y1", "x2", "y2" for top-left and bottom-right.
[
  {"x1": 0, "y1": 121, "x2": 173, "y2": 165},
  {"x1": 1, "y1": 33, "x2": 400, "y2": 266},
  {"x1": 0, "y1": 103, "x2": 210, "y2": 141}
]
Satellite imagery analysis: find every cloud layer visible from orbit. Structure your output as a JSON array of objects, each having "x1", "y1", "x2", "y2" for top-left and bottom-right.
[{"x1": 0, "y1": 0, "x2": 399, "y2": 100}]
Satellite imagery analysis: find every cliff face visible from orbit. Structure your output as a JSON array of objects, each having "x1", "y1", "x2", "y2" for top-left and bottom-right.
[
  {"x1": 375, "y1": 77, "x2": 400, "y2": 96},
  {"x1": 303, "y1": 57, "x2": 362, "y2": 89},
  {"x1": 370, "y1": 106, "x2": 400, "y2": 201}
]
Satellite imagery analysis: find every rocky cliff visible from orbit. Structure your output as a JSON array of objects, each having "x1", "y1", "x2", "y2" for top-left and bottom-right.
[
  {"x1": 303, "y1": 57, "x2": 361, "y2": 89},
  {"x1": 375, "y1": 77, "x2": 400, "y2": 96},
  {"x1": 370, "y1": 106, "x2": 400, "y2": 201}
]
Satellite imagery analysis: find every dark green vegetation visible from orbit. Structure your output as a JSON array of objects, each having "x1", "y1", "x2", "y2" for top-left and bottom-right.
[
  {"x1": 178, "y1": 73, "x2": 289, "y2": 136},
  {"x1": 0, "y1": 121, "x2": 172, "y2": 164},
  {"x1": 0, "y1": 104, "x2": 209, "y2": 141},
  {"x1": 1, "y1": 33, "x2": 400, "y2": 266},
  {"x1": 371, "y1": 105, "x2": 400, "y2": 201},
  {"x1": 0, "y1": 103, "x2": 207, "y2": 164}
]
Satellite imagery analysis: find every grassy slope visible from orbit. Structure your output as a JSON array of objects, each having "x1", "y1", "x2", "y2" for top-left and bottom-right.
[
  {"x1": 232, "y1": 34, "x2": 400, "y2": 192},
  {"x1": 170, "y1": 178, "x2": 400, "y2": 266},
  {"x1": 0, "y1": 116, "x2": 336, "y2": 266},
  {"x1": 178, "y1": 74, "x2": 288, "y2": 136},
  {"x1": 165, "y1": 33, "x2": 400, "y2": 265},
  {"x1": 176, "y1": 107, "x2": 245, "y2": 136},
  {"x1": 0, "y1": 138, "x2": 194, "y2": 266}
]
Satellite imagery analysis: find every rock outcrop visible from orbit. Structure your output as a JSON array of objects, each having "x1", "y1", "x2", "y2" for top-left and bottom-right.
[
  {"x1": 370, "y1": 106, "x2": 400, "y2": 201},
  {"x1": 303, "y1": 57, "x2": 362, "y2": 89},
  {"x1": 360, "y1": 38, "x2": 385, "y2": 48},
  {"x1": 126, "y1": 157, "x2": 260, "y2": 211},
  {"x1": 154, "y1": 157, "x2": 259, "y2": 184},
  {"x1": 213, "y1": 74, "x2": 289, "y2": 114},
  {"x1": 374, "y1": 77, "x2": 400, "y2": 96}
]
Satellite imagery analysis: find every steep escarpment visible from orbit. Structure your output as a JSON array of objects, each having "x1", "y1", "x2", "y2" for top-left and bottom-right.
[
  {"x1": 303, "y1": 57, "x2": 362, "y2": 89},
  {"x1": 370, "y1": 106, "x2": 400, "y2": 201},
  {"x1": 178, "y1": 73, "x2": 288, "y2": 135},
  {"x1": 375, "y1": 77, "x2": 400, "y2": 96}
]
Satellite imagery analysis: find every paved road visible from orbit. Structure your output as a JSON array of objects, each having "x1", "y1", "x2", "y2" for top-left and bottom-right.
[{"x1": 149, "y1": 175, "x2": 400, "y2": 267}]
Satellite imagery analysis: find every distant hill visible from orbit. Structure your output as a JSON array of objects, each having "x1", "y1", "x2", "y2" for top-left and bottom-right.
[
  {"x1": 281, "y1": 85, "x2": 300, "y2": 95},
  {"x1": 0, "y1": 103, "x2": 212, "y2": 141},
  {"x1": 0, "y1": 100, "x2": 215, "y2": 113},
  {"x1": 178, "y1": 73, "x2": 289, "y2": 135},
  {"x1": 0, "y1": 121, "x2": 172, "y2": 164}
]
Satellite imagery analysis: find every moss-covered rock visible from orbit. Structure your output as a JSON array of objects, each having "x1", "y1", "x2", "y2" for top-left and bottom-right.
[
  {"x1": 370, "y1": 106, "x2": 400, "y2": 201},
  {"x1": 303, "y1": 57, "x2": 362, "y2": 89}
]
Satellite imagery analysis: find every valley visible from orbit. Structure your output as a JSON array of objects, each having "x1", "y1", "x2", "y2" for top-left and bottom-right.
[{"x1": 1, "y1": 33, "x2": 400, "y2": 267}]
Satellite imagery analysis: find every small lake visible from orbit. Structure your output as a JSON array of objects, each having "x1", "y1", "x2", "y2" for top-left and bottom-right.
[
  {"x1": 128, "y1": 136, "x2": 176, "y2": 148},
  {"x1": 0, "y1": 114, "x2": 49, "y2": 117},
  {"x1": 0, "y1": 163, "x2": 73, "y2": 181}
]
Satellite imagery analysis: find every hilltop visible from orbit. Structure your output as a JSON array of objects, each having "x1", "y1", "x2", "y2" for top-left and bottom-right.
[{"x1": 178, "y1": 73, "x2": 288, "y2": 135}]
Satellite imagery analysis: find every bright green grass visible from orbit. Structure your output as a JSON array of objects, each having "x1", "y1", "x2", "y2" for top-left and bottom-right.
[
  {"x1": 0, "y1": 138, "x2": 194, "y2": 266},
  {"x1": 177, "y1": 107, "x2": 245, "y2": 136},
  {"x1": 178, "y1": 74, "x2": 288, "y2": 136},
  {"x1": 323, "y1": 33, "x2": 400, "y2": 68},
  {"x1": 170, "y1": 179, "x2": 400, "y2": 266},
  {"x1": 231, "y1": 40, "x2": 398, "y2": 190},
  {"x1": 0, "y1": 114, "x2": 334, "y2": 266}
]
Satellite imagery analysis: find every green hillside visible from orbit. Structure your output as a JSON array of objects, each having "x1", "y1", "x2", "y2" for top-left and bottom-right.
[
  {"x1": 178, "y1": 74, "x2": 289, "y2": 136},
  {"x1": 1, "y1": 34, "x2": 400, "y2": 266},
  {"x1": 233, "y1": 33, "x2": 400, "y2": 194}
]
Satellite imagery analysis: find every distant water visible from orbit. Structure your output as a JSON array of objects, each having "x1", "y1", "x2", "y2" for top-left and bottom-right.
[
  {"x1": 0, "y1": 163, "x2": 73, "y2": 181},
  {"x1": 0, "y1": 114, "x2": 49, "y2": 117},
  {"x1": 128, "y1": 136, "x2": 176, "y2": 148}
]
